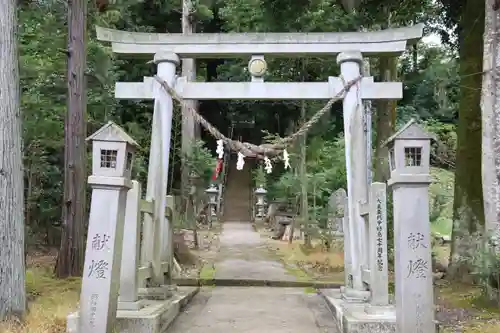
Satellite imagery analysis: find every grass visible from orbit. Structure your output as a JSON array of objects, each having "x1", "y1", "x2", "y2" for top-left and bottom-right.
[
  {"x1": 430, "y1": 167, "x2": 454, "y2": 237},
  {"x1": 284, "y1": 262, "x2": 312, "y2": 282},
  {"x1": 199, "y1": 264, "x2": 216, "y2": 279},
  {"x1": 434, "y1": 245, "x2": 450, "y2": 265},
  {"x1": 0, "y1": 266, "x2": 81, "y2": 333},
  {"x1": 198, "y1": 263, "x2": 217, "y2": 288},
  {"x1": 303, "y1": 286, "x2": 317, "y2": 294},
  {"x1": 267, "y1": 238, "x2": 345, "y2": 283},
  {"x1": 437, "y1": 283, "x2": 500, "y2": 333}
]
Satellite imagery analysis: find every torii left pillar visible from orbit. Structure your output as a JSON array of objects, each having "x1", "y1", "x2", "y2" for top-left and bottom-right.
[
  {"x1": 338, "y1": 51, "x2": 370, "y2": 301},
  {"x1": 141, "y1": 52, "x2": 179, "y2": 297}
]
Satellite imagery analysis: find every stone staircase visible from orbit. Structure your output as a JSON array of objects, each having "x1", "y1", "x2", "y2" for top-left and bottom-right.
[{"x1": 222, "y1": 156, "x2": 253, "y2": 222}]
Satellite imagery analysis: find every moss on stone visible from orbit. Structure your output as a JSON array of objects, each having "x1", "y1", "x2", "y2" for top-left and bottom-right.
[
  {"x1": 199, "y1": 264, "x2": 215, "y2": 280},
  {"x1": 303, "y1": 286, "x2": 317, "y2": 294}
]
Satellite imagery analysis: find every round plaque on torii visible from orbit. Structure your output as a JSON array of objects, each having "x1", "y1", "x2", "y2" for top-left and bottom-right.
[{"x1": 248, "y1": 57, "x2": 267, "y2": 77}]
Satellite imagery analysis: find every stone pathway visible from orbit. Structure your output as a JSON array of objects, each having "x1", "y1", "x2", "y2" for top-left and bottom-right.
[
  {"x1": 215, "y1": 222, "x2": 297, "y2": 281},
  {"x1": 166, "y1": 222, "x2": 339, "y2": 333}
]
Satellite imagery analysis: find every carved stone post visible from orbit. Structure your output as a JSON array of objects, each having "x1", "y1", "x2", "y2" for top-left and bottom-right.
[
  {"x1": 118, "y1": 180, "x2": 145, "y2": 310},
  {"x1": 386, "y1": 119, "x2": 435, "y2": 333},
  {"x1": 79, "y1": 122, "x2": 137, "y2": 332}
]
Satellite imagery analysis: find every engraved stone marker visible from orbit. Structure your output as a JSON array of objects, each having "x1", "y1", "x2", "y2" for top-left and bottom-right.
[
  {"x1": 80, "y1": 122, "x2": 137, "y2": 333},
  {"x1": 385, "y1": 119, "x2": 435, "y2": 333},
  {"x1": 368, "y1": 182, "x2": 389, "y2": 306},
  {"x1": 328, "y1": 188, "x2": 347, "y2": 235}
]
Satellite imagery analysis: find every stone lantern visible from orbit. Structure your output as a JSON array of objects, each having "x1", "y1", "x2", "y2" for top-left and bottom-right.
[
  {"x1": 386, "y1": 118, "x2": 433, "y2": 181},
  {"x1": 79, "y1": 121, "x2": 138, "y2": 332},
  {"x1": 188, "y1": 172, "x2": 201, "y2": 196},
  {"x1": 88, "y1": 121, "x2": 138, "y2": 180},
  {"x1": 205, "y1": 184, "x2": 218, "y2": 218},
  {"x1": 384, "y1": 118, "x2": 436, "y2": 333},
  {"x1": 254, "y1": 186, "x2": 267, "y2": 218}
]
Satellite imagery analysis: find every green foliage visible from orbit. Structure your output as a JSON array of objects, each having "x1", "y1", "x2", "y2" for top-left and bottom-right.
[
  {"x1": 183, "y1": 140, "x2": 216, "y2": 186},
  {"x1": 270, "y1": 171, "x2": 301, "y2": 204},
  {"x1": 20, "y1": 2, "x2": 120, "y2": 238},
  {"x1": 252, "y1": 165, "x2": 267, "y2": 188},
  {"x1": 398, "y1": 43, "x2": 460, "y2": 125},
  {"x1": 18, "y1": 0, "x2": 462, "y2": 249},
  {"x1": 424, "y1": 120, "x2": 457, "y2": 169},
  {"x1": 472, "y1": 236, "x2": 500, "y2": 306}
]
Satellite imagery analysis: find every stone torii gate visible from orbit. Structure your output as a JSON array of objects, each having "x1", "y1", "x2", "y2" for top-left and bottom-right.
[{"x1": 85, "y1": 24, "x2": 423, "y2": 333}]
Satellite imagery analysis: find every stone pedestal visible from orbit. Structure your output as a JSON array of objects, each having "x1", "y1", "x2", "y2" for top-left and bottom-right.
[
  {"x1": 320, "y1": 289, "x2": 396, "y2": 333},
  {"x1": 79, "y1": 176, "x2": 131, "y2": 333},
  {"x1": 320, "y1": 288, "x2": 440, "y2": 333},
  {"x1": 340, "y1": 287, "x2": 371, "y2": 303},
  {"x1": 67, "y1": 287, "x2": 199, "y2": 333}
]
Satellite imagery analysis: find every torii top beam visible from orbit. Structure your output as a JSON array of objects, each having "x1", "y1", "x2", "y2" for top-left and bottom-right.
[{"x1": 95, "y1": 24, "x2": 424, "y2": 58}]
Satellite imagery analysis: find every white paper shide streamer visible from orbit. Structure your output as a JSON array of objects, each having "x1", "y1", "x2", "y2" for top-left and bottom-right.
[
  {"x1": 236, "y1": 152, "x2": 245, "y2": 170},
  {"x1": 283, "y1": 149, "x2": 290, "y2": 169},
  {"x1": 216, "y1": 139, "x2": 224, "y2": 159},
  {"x1": 264, "y1": 156, "x2": 272, "y2": 174}
]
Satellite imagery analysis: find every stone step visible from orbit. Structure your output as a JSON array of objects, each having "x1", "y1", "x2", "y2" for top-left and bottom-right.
[{"x1": 221, "y1": 158, "x2": 253, "y2": 222}]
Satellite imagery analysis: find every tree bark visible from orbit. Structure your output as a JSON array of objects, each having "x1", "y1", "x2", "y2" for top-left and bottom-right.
[
  {"x1": 373, "y1": 57, "x2": 397, "y2": 183},
  {"x1": 448, "y1": 0, "x2": 485, "y2": 281},
  {"x1": 300, "y1": 99, "x2": 311, "y2": 247},
  {"x1": 0, "y1": 0, "x2": 26, "y2": 320},
  {"x1": 481, "y1": 0, "x2": 500, "y2": 244},
  {"x1": 181, "y1": 0, "x2": 198, "y2": 211},
  {"x1": 55, "y1": 0, "x2": 87, "y2": 278}
]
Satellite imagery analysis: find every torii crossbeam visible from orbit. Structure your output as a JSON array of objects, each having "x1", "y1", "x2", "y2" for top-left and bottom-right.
[{"x1": 96, "y1": 24, "x2": 423, "y2": 57}]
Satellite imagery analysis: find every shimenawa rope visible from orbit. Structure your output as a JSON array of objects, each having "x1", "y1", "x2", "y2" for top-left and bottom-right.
[{"x1": 154, "y1": 75, "x2": 362, "y2": 159}]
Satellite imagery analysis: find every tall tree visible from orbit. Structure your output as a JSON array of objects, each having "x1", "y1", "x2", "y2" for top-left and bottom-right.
[
  {"x1": 0, "y1": 0, "x2": 26, "y2": 320},
  {"x1": 55, "y1": 0, "x2": 87, "y2": 277},
  {"x1": 181, "y1": 0, "x2": 199, "y2": 219},
  {"x1": 446, "y1": 0, "x2": 486, "y2": 280},
  {"x1": 481, "y1": 0, "x2": 500, "y2": 241}
]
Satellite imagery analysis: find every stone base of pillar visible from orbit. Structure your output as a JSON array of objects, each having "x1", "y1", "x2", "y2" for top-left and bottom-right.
[
  {"x1": 138, "y1": 286, "x2": 173, "y2": 300},
  {"x1": 117, "y1": 299, "x2": 146, "y2": 311},
  {"x1": 164, "y1": 284, "x2": 178, "y2": 292},
  {"x1": 319, "y1": 288, "x2": 396, "y2": 333},
  {"x1": 364, "y1": 304, "x2": 394, "y2": 315},
  {"x1": 67, "y1": 287, "x2": 198, "y2": 333},
  {"x1": 340, "y1": 286, "x2": 370, "y2": 302}
]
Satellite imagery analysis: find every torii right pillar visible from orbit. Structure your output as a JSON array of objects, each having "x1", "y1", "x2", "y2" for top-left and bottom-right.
[{"x1": 337, "y1": 51, "x2": 371, "y2": 301}]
